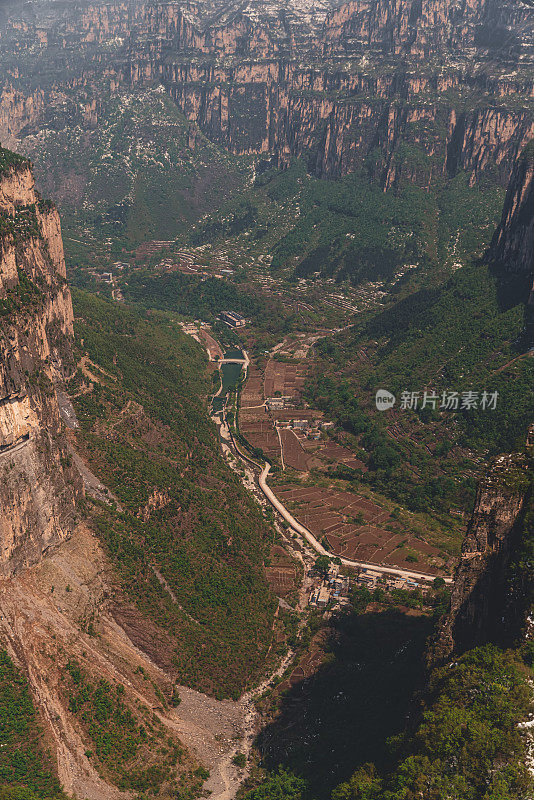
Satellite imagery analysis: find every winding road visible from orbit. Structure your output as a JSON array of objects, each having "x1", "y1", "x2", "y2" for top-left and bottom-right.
[
  {"x1": 257, "y1": 463, "x2": 454, "y2": 585},
  {"x1": 208, "y1": 336, "x2": 453, "y2": 586}
]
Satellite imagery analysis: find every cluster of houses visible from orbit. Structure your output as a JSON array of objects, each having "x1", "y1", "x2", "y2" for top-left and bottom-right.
[
  {"x1": 356, "y1": 569, "x2": 423, "y2": 592},
  {"x1": 266, "y1": 396, "x2": 293, "y2": 411},
  {"x1": 292, "y1": 418, "x2": 335, "y2": 440},
  {"x1": 308, "y1": 561, "x2": 429, "y2": 613},
  {"x1": 309, "y1": 563, "x2": 350, "y2": 610},
  {"x1": 266, "y1": 414, "x2": 335, "y2": 440},
  {"x1": 86, "y1": 269, "x2": 114, "y2": 284}
]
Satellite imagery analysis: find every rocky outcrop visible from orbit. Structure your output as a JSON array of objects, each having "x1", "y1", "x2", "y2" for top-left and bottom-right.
[
  {"x1": 0, "y1": 85, "x2": 45, "y2": 149},
  {"x1": 0, "y1": 152, "x2": 82, "y2": 576},
  {"x1": 430, "y1": 429, "x2": 533, "y2": 665},
  {"x1": 490, "y1": 140, "x2": 534, "y2": 303}
]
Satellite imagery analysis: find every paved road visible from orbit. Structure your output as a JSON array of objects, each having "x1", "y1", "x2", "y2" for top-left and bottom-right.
[
  {"x1": 257, "y1": 463, "x2": 453, "y2": 585},
  {"x1": 199, "y1": 332, "x2": 454, "y2": 587}
]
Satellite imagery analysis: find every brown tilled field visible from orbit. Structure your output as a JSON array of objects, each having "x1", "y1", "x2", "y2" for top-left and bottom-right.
[
  {"x1": 241, "y1": 418, "x2": 281, "y2": 458},
  {"x1": 317, "y1": 441, "x2": 367, "y2": 471},
  {"x1": 276, "y1": 485, "x2": 448, "y2": 574},
  {"x1": 240, "y1": 364, "x2": 281, "y2": 457},
  {"x1": 264, "y1": 361, "x2": 307, "y2": 401},
  {"x1": 241, "y1": 364, "x2": 264, "y2": 407},
  {"x1": 275, "y1": 629, "x2": 330, "y2": 693},
  {"x1": 264, "y1": 566, "x2": 298, "y2": 595},
  {"x1": 264, "y1": 545, "x2": 298, "y2": 596},
  {"x1": 280, "y1": 428, "x2": 310, "y2": 471},
  {"x1": 238, "y1": 359, "x2": 449, "y2": 575}
]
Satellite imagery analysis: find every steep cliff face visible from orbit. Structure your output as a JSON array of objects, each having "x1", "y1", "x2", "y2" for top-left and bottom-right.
[
  {"x1": 0, "y1": 0, "x2": 532, "y2": 192},
  {"x1": 167, "y1": 67, "x2": 533, "y2": 184},
  {"x1": 490, "y1": 140, "x2": 534, "y2": 304},
  {"x1": 321, "y1": 0, "x2": 534, "y2": 60},
  {"x1": 0, "y1": 150, "x2": 81, "y2": 576},
  {"x1": 430, "y1": 447, "x2": 532, "y2": 664}
]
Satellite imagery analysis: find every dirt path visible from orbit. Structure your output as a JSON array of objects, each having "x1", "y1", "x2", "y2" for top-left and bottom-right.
[{"x1": 275, "y1": 424, "x2": 285, "y2": 470}]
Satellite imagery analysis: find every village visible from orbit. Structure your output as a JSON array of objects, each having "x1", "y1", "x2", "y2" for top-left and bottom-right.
[
  {"x1": 78, "y1": 235, "x2": 455, "y2": 600},
  {"x1": 306, "y1": 558, "x2": 431, "y2": 614},
  {"x1": 173, "y1": 311, "x2": 453, "y2": 615}
]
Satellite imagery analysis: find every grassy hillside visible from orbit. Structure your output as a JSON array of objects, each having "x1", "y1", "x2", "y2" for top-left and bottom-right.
[
  {"x1": 71, "y1": 291, "x2": 278, "y2": 699},
  {"x1": 61, "y1": 660, "x2": 202, "y2": 796},
  {"x1": 330, "y1": 645, "x2": 533, "y2": 800},
  {"x1": 123, "y1": 270, "x2": 295, "y2": 346},
  {"x1": 184, "y1": 161, "x2": 504, "y2": 290},
  {"x1": 306, "y1": 259, "x2": 533, "y2": 517}
]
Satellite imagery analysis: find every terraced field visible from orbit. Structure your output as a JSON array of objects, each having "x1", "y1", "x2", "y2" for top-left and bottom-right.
[{"x1": 275, "y1": 486, "x2": 450, "y2": 575}]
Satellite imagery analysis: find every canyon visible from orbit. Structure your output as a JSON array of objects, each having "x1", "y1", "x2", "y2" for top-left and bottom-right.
[
  {"x1": 0, "y1": 3, "x2": 532, "y2": 798},
  {"x1": 0, "y1": 141, "x2": 532, "y2": 799}
]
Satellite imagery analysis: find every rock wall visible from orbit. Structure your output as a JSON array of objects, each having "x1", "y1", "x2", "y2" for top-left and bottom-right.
[
  {"x1": 430, "y1": 449, "x2": 531, "y2": 664},
  {"x1": 167, "y1": 70, "x2": 534, "y2": 184},
  {"x1": 321, "y1": 0, "x2": 534, "y2": 60},
  {"x1": 0, "y1": 0, "x2": 532, "y2": 189},
  {"x1": 0, "y1": 153, "x2": 82, "y2": 576},
  {"x1": 490, "y1": 140, "x2": 534, "y2": 303}
]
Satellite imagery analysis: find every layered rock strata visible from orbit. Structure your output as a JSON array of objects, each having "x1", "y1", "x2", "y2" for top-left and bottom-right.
[{"x1": 0, "y1": 151, "x2": 82, "y2": 576}]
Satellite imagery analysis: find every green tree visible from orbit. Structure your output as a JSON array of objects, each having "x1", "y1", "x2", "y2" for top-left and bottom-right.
[
  {"x1": 314, "y1": 555, "x2": 331, "y2": 578},
  {"x1": 332, "y1": 764, "x2": 383, "y2": 800},
  {"x1": 243, "y1": 769, "x2": 307, "y2": 800}
]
